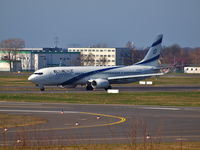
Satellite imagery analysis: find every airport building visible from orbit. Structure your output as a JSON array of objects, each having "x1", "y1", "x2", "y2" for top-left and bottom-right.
[
  {"x1": 68, "y1": 47, "x2": 131, "y2": 66},
  {"x1": 0, "y1": 48, "x2": 80, "y2": 71},
  {"x1": 0, "y1": 47, "x2": 131, "y2": 72},
  {"x1": 184, "y1": 67, "x2": 200, "y2": 74},
  {"x1": 0, "y1": 60, "x2": 21, "y2": 72}
]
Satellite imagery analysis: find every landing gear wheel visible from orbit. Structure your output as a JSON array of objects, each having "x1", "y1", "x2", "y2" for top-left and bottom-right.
[
  {"x1": 40, "y1": 87, "x2": 45, "y2": 91},
  {"x1": 86, "y1": 85, "x2": 94, "y2": 91},
  {"x1": 105, "y1": 86, "x2": 112, "y2": 91}
]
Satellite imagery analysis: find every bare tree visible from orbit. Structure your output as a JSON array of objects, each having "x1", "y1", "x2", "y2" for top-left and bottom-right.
[
  {"x1": 125, "y1": 41, "x2": 136, "y2": 64},
  {"x1": 160, "y1": 44, "x2": 189, "y2": 66},
  {"x1": 98, "y1": 55, "x2": 108, "y2": 66},
  {"x1": 0, "y1": 38, "x2": 25, "y2": 71},
  {"x1": 80, "y1": 53, "x2": 95, "y2": 66},
  {"x1": 190, "y1": 48, "x2": 200, "y2": 65}
]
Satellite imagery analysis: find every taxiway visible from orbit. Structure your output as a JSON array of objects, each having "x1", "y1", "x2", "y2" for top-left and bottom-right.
[{"x1": 0, "y1": 102, "x2": 200, "y2": 145}]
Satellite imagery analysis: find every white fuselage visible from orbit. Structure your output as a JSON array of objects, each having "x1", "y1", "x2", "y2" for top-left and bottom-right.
[{"x1": 28, "y1": 65, "x2": 156, "y2": 87}]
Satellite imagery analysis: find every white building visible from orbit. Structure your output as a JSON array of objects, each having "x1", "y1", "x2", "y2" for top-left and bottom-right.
[
  {"x1": 0, "y1": 48, "x2": 80, "y2": 71},
  {"x1": 184, "y1": 67, "x2": 200, "y2": 74},
  {"x1": 0, "y1": 60, "x2": 21, "y2": 72},
  {"x1": 68, "y1": 47, "x2": 130, "y2": 66}
]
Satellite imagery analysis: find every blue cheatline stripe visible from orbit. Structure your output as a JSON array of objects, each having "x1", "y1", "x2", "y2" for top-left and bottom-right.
[
  {"x1": 151, "y1": 37, "x2": 162, "y2": 47},
  {"x1": 61, "y1": 66, "x2": 121, "y2": 85},
  {"x1": 136, "y1": 55, "x2": 160, "y2": 65}
]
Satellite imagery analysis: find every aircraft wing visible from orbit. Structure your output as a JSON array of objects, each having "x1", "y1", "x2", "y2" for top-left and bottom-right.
[{"x1": 107, "y1": 73, "x2": 164, "y2": 81}]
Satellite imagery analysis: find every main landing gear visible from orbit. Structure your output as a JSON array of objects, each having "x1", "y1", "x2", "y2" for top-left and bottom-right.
[
  {"x1": 86, "y1": 82, "x2": 94, "y2": 91},
  {"x1": 104, "y1": 85, "x2": 112, "y2": 91}
]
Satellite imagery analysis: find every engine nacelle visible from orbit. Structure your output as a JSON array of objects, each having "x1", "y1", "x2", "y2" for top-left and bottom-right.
[{"x1": 91, "y1": 79, "x2": 110, "y2": 89}]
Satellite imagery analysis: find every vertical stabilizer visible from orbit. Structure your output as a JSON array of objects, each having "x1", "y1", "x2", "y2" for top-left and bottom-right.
[{"x1": 135, "y1": 34, "x2": 163, "y2": 66}]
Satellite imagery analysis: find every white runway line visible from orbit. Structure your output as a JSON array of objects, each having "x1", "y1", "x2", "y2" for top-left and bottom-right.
[
  {"x1": 0, "y1": 109, "x2": 79, "y2": 113},
  {"x1": 140, "y1": 107, "x2": 180, "y2": 111}
]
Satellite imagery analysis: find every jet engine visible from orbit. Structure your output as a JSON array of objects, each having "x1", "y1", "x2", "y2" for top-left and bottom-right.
[{"x1": 91, "y1": 79, "x2": 110, "y2": 89}]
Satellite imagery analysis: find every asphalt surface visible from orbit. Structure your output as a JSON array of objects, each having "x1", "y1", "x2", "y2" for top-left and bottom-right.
[
  {"x1": 0, "y1": 85, "x2": 200, "y2": 93},
  {"x1": 0, "y1": 102, "x2": 200, "y2": 145}
]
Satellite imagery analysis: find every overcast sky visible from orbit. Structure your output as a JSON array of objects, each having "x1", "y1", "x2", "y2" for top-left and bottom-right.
[{"x1": 0, "y1": 0, "x2": 200, "y2": 48}]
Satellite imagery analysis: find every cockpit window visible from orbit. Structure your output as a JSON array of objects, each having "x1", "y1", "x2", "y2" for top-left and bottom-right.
[{"x1": 34, "y1": 72, "x2": 43, "y2": 75}]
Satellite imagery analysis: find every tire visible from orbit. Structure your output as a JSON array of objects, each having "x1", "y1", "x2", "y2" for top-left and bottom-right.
[
  {"x1": 105, "y1": 85, "x2": 112, "y2": 91},
  {"x1": 86, "y1": 85, "x2": 94, "y2": 91},
  {"x1": 40, "y1": 87, "x2": 45, "y2": 91}
]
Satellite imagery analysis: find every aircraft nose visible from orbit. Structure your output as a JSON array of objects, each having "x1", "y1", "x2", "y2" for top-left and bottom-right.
[{"x1": 28, "y1": 75, "x2": 35, "y2": 82}]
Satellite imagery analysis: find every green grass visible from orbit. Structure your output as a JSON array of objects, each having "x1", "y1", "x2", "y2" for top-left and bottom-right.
[
  {"x1": 151, "y1": 76, "x2": 200, "y2": 86},
  {"x1": 0, "y1": 75, "x2": 31, "y2": 86},
  {"x1": 0, "y1": 92, "x2": 200, "y2": 107}
]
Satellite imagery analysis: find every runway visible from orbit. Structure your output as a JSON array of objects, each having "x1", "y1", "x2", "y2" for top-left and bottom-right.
[
  {"x1": 0, "y1": 102, "x2": 200, "y2": 145},
  {"x1": 0, "y1": 85, "x2": 200, "y2": 93}
]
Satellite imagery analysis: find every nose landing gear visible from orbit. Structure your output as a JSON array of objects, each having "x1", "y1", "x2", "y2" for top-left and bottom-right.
[
  {"x1": 36, "y1": 84, "x2": 45, "y2": 91},
  {"x1": 40, "y1": 87, "x2": 45, "y2": 91}
]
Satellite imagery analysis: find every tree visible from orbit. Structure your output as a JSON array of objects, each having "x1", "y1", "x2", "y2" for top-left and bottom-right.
[
  {"x1": 190, "y1": 48, "x2": 200, "y2": 65},
  {"x1": 125, "y1": 41, "x2": 137, "y2": 64},
  {"x1": 160, "y1": 44, "x2": 190, "y2": 66},
  {"x1": 98, "y1": 55, "x2": 108, "y2": 66},
  {"x1": 0, "y1": 38, "x2": 25, "y2": 71},
  {"x1": 80, "y1": 53, "x2": 95, "y2": 66}
]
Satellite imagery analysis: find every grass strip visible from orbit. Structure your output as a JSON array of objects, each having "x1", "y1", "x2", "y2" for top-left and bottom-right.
[
  {"x1": 0, "y1": 113, "x2": 47, "y2": 128},
  {"x1": 1, "y1": 142, "x2": 200, "y2": 150},
  {"x1": 0, "y1": 92, "x2": 200, "y2": 107}
]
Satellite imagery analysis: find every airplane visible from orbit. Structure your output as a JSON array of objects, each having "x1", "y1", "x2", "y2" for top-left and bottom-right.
[{"x1": 28, "y1": 34, "x2": 164, "y2": 91}]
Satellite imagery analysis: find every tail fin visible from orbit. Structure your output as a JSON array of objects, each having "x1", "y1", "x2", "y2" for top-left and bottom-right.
[{"x1": 135, "y1": 34, "x2": 163, "y2": 66}]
